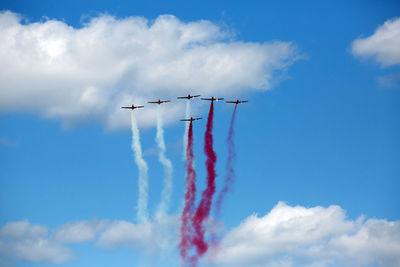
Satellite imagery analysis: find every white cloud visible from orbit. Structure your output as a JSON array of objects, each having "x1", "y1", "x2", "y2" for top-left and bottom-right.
[
  {"x1": 325, "y1": 218, "x2": 400, "y2": 267},
  {"x1": 2, "y1": 203, "x2": 398, "y2": 266},
  {"x1": 54, "y1": 219, "x2": 109, "y2": 243},
  {"x1": 0, "y1": 219, "x2": 108, "y2": 264},
  {"x1": 0, "y1": 217, "x2": 179, "y2": 264},
  {"x1": 0, "y1": 220, "x2": 74, "y2": 264},
  {"x1": 215, "y1": 202, "x2": 400, "y2": 267},
  {"x1": 352, "y1": 18, "x2": 400, "y2": 67},
  {"x1": 97, "y1": 215, "x2": 179, "y2": 253},
  {"x1": 0, "y1": 10, "x2": 300, "y2": 129}
]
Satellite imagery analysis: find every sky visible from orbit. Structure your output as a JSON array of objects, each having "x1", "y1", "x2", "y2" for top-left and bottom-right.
[{"x1": 0, "y1": 0, "x2": 399, "y2": 267}]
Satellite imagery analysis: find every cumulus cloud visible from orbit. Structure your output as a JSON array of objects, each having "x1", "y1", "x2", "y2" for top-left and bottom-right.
[
  {"x1": 97, "y1": 215, "x2": 179, "y2": 253},
  {"x1": 0, "y1": 10, "x2": 300, "y2": 129},
  {"x1": 0, "y1": 219, "x2": 109, "y2": 264},
  {"x1": 0, "y1": 217, "x2": 178, "y2": 264},
  {"x1": 216, "y1": 202, "x2": 400, "y2": 267},
  {"x1": 2, "y1": 203, "x2": 398, "y2": 266},
  {"x1": 54, "y1": 219, "x2": 109, "y2": 243},
  {"x1": 352, "y1": 18, "x2": 400, "y2": 67},
  {"x1": 0, "y1": 220, "x2": 74, "y2": 264}
]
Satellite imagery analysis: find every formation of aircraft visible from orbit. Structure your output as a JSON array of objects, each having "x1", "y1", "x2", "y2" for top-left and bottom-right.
[
  {"x1": 180, "y1": 117, "x2": 202, "y2": 122},
  {"x1": 121, "y1": 94, "x2": 248, "y2": 121}
]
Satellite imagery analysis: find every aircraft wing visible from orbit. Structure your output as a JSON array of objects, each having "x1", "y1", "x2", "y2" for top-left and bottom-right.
[
  {"x1": 121, "y1": 106, "x2": 131, "y2": 109},
  {"x1": 193, "y1": 117, "x2": 202, "y2": 120},
  {"x1": 201, "y1": 98, "x2": 212, "y2": 100},
  {"x1": 193, "y1": 95, "x2": 201, "y2": 98},
  {"x1": 177, "y1": 96, "x2": 188, "y2": 99},
  {"x1": 240, "y1": 100, "x2": 248, "y2": 103},
  {"x1": 225, "y1": 101, "x2": 237, "y2": 103},
  {"x1": 180, "y1": 119, "x2": 191, "y2": 121},
  {"x1": 161, "y1": 100, "x2": 171, "y2": 103},
  {"x1": 136, "y1": 105, "x2": 144, "y2": 108},
  {"x1": 148, "y1": 101, "x2": 158, "y2": 103}
]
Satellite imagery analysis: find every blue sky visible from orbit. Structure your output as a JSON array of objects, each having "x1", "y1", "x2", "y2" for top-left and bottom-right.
[{"x1": 0, "y1": 1, "x2": 399, "y2": 267}]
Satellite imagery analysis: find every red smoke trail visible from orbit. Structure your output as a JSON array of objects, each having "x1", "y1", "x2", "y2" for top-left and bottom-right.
[
  {"x1": 180, "y1": 121, "x2": 196, "y2": 262},
  {"x1": 191, "y1": 101, "x2": 217, "y2": 263},
  {"x1": 215, "y1": 104, "x2": 237, "y2": 218},
  {"x1": 208, "y1": 104, "x2": 237, "y2": 259}
]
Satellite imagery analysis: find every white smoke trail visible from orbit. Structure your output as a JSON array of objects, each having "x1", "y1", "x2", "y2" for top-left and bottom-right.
[
  {"x1": 155, "y1": 105, "x2": 173, "y2": 219},
  {"x1": 131, "y1": 111, "x2": 149, "y2": 222},
  {"x1": 182, "y1": 101, "x2": 191, "y2": 160}
]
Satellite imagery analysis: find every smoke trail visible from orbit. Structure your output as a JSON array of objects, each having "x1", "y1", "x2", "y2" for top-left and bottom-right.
[
  {"x1": 179, "y1": 121, "x2": 197, "y2": 262},
  {"x1": 183, "y1": 101, "x2": 191, "y2": 160},
  {"x1": 208, "y1": 104, "x2": 238, "y2": 259},
  {"x1": 191, "y1": 101, "x2": 217, "y2": 262},
  {"x1": 155, "y1": 105, "x2": 173, "y2": 219},
  {"x1": 131, "y1": 111, "x2": 149, "y2": 222},
  {"x1": 215, "y1": 104, "x2": 237, "y2": 218}
]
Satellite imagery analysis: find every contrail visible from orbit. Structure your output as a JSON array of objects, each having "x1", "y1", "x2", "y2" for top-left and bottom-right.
[
  {"x1": 131, "y1": 111, "x2": 149, "y2": 222},
  {"x1": 183, "y1": 101, "x2": 191, "y2": 160},
  {"x1": 215, "y1": 104, "x2": 237, "y2": 218},
  {"x1": 155, "y1": 105, "x2": 173, "y2": 219},
  {"x1": 191, "y1": 101, "x2": 217, "y2": 263},
  {"x1": 179, "y1": 121, "x2": 197, "y2": 263}
]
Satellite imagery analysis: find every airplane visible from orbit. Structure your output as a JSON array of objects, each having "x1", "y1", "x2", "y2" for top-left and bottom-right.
[
  {"x1": 121, "y1": 104, "x2": 144, "y2": 110},
  {"x1": 226, "y1": 99, "x2": 249, "y2": 104},
  {"x1": 201, "y1": 96, "x2": 224, "y2": 102},
  {"x1": 180, "y1": 117, "x2": 202, "y2": 122},
  {"x1": 177, "y1": 94, "x2": 201, "y2": 99},
  {"x1": 148, "y1": 99, "x2": 171, "y2": 104}
]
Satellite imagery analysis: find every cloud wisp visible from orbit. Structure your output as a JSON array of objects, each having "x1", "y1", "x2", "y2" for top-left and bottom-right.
[
  {"x1": 378, "y1": 72, "x2": 400, "y2": 88},
  {"x1": 0, "y1": 10, "x2": 300, "y2": 129},
  {"x1": 0, "y1": 137, "x2": 17, "y2": 147}
]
